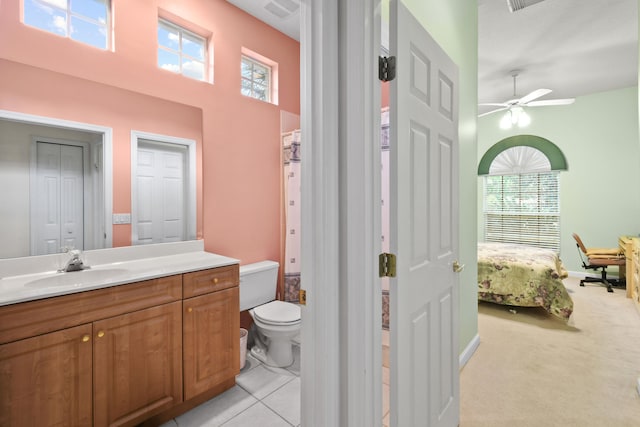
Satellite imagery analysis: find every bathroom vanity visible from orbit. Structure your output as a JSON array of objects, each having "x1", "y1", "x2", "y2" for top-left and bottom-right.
[{"x1": 0, "y1": 242, "x2": 240, "y2": 427}]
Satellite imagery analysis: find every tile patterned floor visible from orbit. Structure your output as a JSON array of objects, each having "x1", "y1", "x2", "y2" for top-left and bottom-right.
[
  {"x1": 161, "y1": 335, "x2": 390, "y2": 427},
  {"x1": 160, "y1": 345, "x2": 301, "y2": 427}
]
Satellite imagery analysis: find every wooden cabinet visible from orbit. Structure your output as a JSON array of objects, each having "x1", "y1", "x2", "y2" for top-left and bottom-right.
[
  {"x1": 631, "y1": 238, "x2": 640, "y2": 312},
  {"x1": 0, "y1": 264, "x2": 239, "y2": 427},
  {"x1": 183, "y1": 287, "x2": 239, "y2": 400},
  {"x1": 620, "y1": 236, "x2": 640, "y2": 313},
  {"x1": 94, "y1": 302, "x2": 183, "y2": 427},
  {"x1": 0, "y1": 324, "x2": 93, "y2": 427}
]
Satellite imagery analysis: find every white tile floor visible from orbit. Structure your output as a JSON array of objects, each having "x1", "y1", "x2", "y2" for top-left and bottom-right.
[
  {"x1": 161, "y1": 345, "x2": 301, "y2": 427},
  {"x1": 161, "y1": 333, "x2": 391, "y2": 427}
]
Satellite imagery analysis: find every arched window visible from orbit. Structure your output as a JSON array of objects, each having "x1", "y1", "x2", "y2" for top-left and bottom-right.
[{"x1": 478, "y1": 135, "x2": 568, "y2": 252}]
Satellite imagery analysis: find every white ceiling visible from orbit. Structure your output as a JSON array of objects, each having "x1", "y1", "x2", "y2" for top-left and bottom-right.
[
  {"x1": 226, "y1": 0, "x2": 301, "y2": 41},
  {"x1": 478, "y1": 0, "x2": 637, "y2": 115},
  {"x1": 227, "y1": 0, "x2": 638, "y2": 116}
]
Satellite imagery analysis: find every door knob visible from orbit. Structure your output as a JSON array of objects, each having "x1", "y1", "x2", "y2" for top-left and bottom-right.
[{"x1": 453, "y1": 260, "x2": 465, "y2": 273}]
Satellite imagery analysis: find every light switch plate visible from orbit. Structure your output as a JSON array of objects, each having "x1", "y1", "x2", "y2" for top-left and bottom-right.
[{"x1": 112, "y1": 213, "x2": 131, "y2": 224}]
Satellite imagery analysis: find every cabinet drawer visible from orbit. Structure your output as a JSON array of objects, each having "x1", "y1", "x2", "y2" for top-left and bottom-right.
[
  {"x1": 183, "y1": 265, "x2": 239, "y2": 298},
  {"x1": 0, "y1": 275, "x2": 182, "y2": 345}
]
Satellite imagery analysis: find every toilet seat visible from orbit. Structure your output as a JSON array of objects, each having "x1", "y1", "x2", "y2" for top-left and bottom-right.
[{"x1": 253, "y1": 300, "x2": 301, "y2": 326}]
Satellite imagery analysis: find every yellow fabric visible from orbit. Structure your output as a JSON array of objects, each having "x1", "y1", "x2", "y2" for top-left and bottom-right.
[{"x1": 585, "y1": 247, "x2": 622, "y2": 257}]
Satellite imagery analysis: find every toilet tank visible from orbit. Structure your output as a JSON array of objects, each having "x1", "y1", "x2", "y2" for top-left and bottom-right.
[{"x1": 239, "y1": 260, "x2": 279, "y2": 311}]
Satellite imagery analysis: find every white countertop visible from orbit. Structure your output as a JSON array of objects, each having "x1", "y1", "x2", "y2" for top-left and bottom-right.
[{"x1": 0, "y1": 241, "x2": 239, "y2": 306}]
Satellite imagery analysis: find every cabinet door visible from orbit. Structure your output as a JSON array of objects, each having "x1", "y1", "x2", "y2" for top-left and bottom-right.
[
  {"x1": 93, "y1": 301, "x2": 182, "y2": 427},
  {"x1": 183, "y1": 287, "x2": 240, "y2": 400},
  {"x1": 0, "y1": 324, "x2": 93, "y2": 427}
]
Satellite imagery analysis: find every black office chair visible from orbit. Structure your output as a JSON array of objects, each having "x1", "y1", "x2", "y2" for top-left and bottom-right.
[{"x1": 572, "y1": 233, "x2": 626, "y2": 293}]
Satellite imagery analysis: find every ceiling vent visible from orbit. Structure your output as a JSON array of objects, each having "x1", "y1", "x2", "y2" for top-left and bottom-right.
[
  {"x1": 264, "y1": 0, "x2": 299, "y2": 19},
  {"x1": 506, "y1": 0, "x2": 546, "y2": 13}
]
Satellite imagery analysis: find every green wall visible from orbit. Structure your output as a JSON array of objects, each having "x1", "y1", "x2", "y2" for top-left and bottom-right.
[
  {"x1": 478, "y1": 86, "x2": 640, "y2": 273},
  {"x1": 399, "y1": 0, "x2": 479, "y2": 354}
]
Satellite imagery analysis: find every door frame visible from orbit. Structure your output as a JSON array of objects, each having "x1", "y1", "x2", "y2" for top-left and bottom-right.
[
  {"x1": 130, "y1": 130, "x2": 197, "y2": 245},
  {"x1": 0, "y1": 109, "x2": 113, "y2": 251},
  {"x1": 300, "y1": 0, "x2": 382, "y2": 425}
]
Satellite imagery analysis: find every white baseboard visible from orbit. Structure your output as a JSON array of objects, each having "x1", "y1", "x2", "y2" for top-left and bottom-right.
[{"x1": 459, "y1": 333, "x2": 480, "y2": 369}]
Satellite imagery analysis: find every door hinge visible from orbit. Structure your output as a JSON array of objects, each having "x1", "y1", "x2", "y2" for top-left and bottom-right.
[
  {"x1": 379, "y1": 253, "x2": 397, "y2": 277},
  {"x1": 299, "y1": 289, "x2": 307, "y2": 305},
  {"x1": 379, "y1": 56, "x2": 396, "y2": 82}
]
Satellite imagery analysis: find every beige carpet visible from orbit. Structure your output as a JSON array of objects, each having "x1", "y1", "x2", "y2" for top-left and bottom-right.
[{"x1": 460, "y1": 276, "x2": 640, "y2": 427}]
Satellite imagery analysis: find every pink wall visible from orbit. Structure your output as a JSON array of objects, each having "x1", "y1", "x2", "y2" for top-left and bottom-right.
[
  {"x1": 0, "y1": 0, "x2": 300, "y2": 265},
  {"x1": 382, "y1": 82, "x2": 390, "y2": 108}
]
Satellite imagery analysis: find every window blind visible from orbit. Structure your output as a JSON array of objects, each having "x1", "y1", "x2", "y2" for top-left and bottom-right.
[{"x1": 484, "y1": 172, "x2": 560, "y2": 252}]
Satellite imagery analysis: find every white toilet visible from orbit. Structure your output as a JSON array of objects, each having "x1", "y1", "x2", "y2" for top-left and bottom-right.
[{"x1": 239, "y1": 261, "x2": 301, "y2": 368}]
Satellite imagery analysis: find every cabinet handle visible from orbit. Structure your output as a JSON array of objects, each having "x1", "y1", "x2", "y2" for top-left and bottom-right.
[
  {"x1": 187, "y1": 307, "x2": 193, "y2": 313},
  {"x1": 213, "y1": 278, "x2": 219, "y2": 284},
  {"x1": 97, "y1": 331, "x2": 105, "y2": 338},
  {"x1": 81, "y1": 335, "x2": 90, "y2": 343}
]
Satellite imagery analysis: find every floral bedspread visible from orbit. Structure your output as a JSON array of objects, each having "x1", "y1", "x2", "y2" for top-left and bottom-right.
[{"x1": 478, "y1": 242, "x2": 573, "y2": 320}]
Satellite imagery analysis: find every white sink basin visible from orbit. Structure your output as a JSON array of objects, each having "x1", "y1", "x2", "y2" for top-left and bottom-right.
[{"x1": 24, "y1": 268, "x2": 129, "y2": 288}]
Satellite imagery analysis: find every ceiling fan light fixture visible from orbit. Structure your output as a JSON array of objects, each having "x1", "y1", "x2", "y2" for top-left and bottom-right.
[
  {"x1": 500, "y1": 111, "x2": 513, "y2": 129},
  {"x1": 510, "y1": 106, "x2": 523, "y2": 124},
  {"x1": 517, "y1": 110, "x2": 531, "y2": 127},
  {"x1": 499, "y1": 107, "x2": 531, "y2": 129}
]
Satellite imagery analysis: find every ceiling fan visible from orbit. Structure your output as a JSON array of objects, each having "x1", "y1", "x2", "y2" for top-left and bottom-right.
[{"x1": 478, "y1": 71, "x2": 575, "y2": 118}]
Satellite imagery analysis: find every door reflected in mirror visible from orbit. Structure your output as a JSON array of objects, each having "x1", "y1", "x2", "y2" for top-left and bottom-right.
[{"x1": 1, "y1": 118, "x2": 106, "y2": 258}]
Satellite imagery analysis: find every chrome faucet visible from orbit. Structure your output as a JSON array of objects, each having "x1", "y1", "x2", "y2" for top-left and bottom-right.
[{"x1": 59, "y1": 248, "x2": 88, "y2": 273}]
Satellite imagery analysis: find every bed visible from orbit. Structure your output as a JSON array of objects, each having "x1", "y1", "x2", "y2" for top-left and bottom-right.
[{"x1": 478, "y1": 242, "x2": 573, "y2": 320}]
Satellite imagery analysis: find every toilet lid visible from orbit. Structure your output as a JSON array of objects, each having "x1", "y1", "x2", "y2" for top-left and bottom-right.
[{"x1": 253, "y1": 301, "x2": 301, "y2": 325}]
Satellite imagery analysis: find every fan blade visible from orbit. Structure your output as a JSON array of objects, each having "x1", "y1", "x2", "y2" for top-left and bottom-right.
[
  {"x1": 526, "y1": 98, "x2": 575, "y2": 107},
  {"x1": 478, "y1": 107, "x2": 508, "y2": 118},
  {"x1": 479, "y1": 103, "x2": 510, "y2": 107},
  {"x1": 518, "y1": 88, "x2": 552, "y2": 104}
]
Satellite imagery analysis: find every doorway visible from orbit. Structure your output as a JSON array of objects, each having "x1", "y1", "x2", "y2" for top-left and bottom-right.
[{"x1": 299, "y1": 2, "x2": 461, "y2": 426}]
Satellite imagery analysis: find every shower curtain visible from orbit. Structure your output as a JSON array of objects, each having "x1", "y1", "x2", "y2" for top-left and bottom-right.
[
  {"x1": 283, "y1": 130, "x2": 301, "y2": 302},
  {"x1": 281, "y1": 111, "x2": 389, "y2": 318}
]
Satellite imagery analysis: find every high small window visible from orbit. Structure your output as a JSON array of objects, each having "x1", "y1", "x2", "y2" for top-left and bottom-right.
[
  {"x1": 241, "y1": 56, "x2": 271, "y2": 102},
  {"x1": 484, "y1": 172, "x2": 560, "y2": 252},
  {"x1": 157, "y1": 19, "x2": 207, "y2": 82},
  {"x1": 23, "y1": 0, "x2": 110, "y2": 50}
]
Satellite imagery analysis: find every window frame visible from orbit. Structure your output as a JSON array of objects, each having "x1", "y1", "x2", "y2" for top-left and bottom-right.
[
  {"x1": 241, "y1": 55, "x2": 272, "y2": 103},
  {"x1": 157, "y1": 18, "x2": 208, "y2": 82},
  {"x1": 23, "y1": 0, "x2": 111, "y2": 50},
  {"x1": 483, "y1": 171, "x2": 561, "y2": 252}
]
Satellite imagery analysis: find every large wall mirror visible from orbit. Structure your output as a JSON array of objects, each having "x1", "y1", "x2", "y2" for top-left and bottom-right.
[
  {"x1": 0, "y1": 114, "x2": 111, "y2": 259},
  {"x1": 0, "y1": 74, "x2": 204, "y2": 260}
]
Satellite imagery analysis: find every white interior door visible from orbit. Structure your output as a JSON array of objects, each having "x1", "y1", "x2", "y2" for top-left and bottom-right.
[
  {"x1": 134, "y1": 140, "x2": 187, "y2": 244},
  {"x1": 389, "y1": 2, "x2": 460, "y2": 426},
  {"x1": 34, "y1": 142, "x2": 84, "y2": 254}
]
